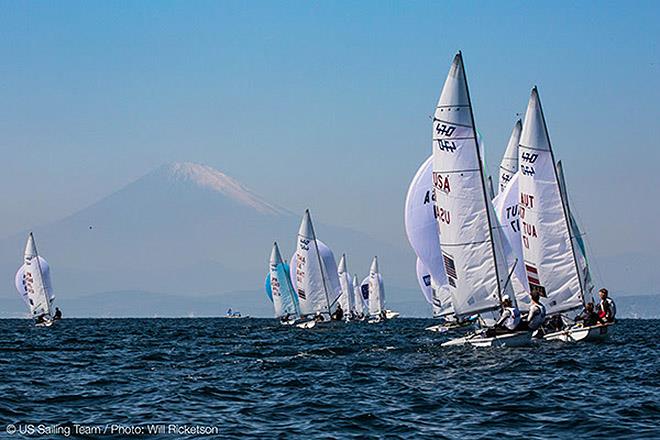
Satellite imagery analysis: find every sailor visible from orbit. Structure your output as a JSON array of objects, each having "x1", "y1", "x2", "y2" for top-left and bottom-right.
[
  {"x1": 332, "y1": 304, "x2": 344, "y2": 321},
  {"x1": 34, "y1": 314, "x2": 45, "y2": 324},
  {"x1": 314, "y1": 311, "x2": 325, "y2": 322},
  {"x1": 574, "y1": 302, "x2": 604, "y2": 327},
  {"x1": 596, "y1": 288, "x2": 616, "y2": 323},
  {"x1": 494, "y1": 295, "x2": 521, "y2": 332},
  {"x1": 54, "y1": 307, "x2": 62, "y2": 320},
  {"x1": 520, "y1": 291, "x2": 546, "y2": 332}
]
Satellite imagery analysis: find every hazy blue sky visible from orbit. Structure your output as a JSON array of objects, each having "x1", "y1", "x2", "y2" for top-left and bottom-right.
[{"x1": 1, "y1": 1, "x2": 658, "y2": 269}]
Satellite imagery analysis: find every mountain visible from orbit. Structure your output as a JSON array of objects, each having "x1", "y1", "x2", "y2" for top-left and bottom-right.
[{"x1": 0, "y1": 162, "x2": 415, "y2": 315}]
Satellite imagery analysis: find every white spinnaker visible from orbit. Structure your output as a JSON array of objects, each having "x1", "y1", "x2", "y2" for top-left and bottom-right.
[
  {"x1": 19, "y1": 234, "x2": 54, "y2": 319},
  {"x1": 15, "y1": 256, "x2": 54, "y2": 306},
  {"x1": 432, "y1": 53, "x2": 511, "y2": 318},
  {"x1": 557, "y1": 161, "x2": 595, "y2": 305},
  {"x1": 269, "y1": 242, "x2": 298, "y2": 318},
  {"x1": 404, "y1": 155, "x2": 449, "y2": 288},
  {"x1": 499, "y1": 119, "x2": 522, "y2": 193},
  {"x1": 518, "y1": 88, "x2": 584, "y2": 315},
  {"x1": 337, "y1": 254, "x2": 355, "y2": 314},
  {"x1": 415, "y1": 258, "x2": 434, "y2": 304},
  {"x1": 293, "y1": 210, "x2": 331, "y2": 316},
  {"x1": 493, "y1": 173, "x2": 531, "y2": 310}
]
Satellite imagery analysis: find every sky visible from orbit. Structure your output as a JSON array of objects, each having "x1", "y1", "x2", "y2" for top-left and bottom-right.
[{"x1": 0, "y1": 1, "x2": 659, "y2": 283}]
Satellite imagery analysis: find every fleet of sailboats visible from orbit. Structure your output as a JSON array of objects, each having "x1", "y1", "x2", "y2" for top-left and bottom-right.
[
  {"x1": 260, "y1": 53, "x2": 610, "y2": 342},
  {"x1": 4, "y1": 51, "x2": 608, "y2": 345}
]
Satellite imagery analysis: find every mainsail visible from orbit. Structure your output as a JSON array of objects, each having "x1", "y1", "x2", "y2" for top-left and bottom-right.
[
  {"x1": 432, "y1": 52, "x2": 512, "y2": 318},
  {"x1": 337, "y1": 254, "x2": 355, "y2": 314},
  {"x1": 498, "y1": 119, "x2": 522, "y2": 193},
  {"x1": 557, "y1": 160, "x2": 595, "y2": 305},
  {"x1": 268, "y1": 242, "x2": 299, "y2": 319},
  {"x1": 293, "y1": 210, "x2": 332, "y2": 316},
  {"x1": 17, "y1": 233, "x2": 55, "y2": 319},
  {"x1": 518, "y1": 87, "x2": 585, "y2": 315}
]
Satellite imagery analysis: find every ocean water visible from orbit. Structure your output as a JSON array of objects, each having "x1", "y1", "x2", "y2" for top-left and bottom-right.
[{"x1": 0, "y1": 318, "x2": 658, "y2": 439}]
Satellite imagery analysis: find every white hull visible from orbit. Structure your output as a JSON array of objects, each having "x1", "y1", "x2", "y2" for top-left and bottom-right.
[
  {"x1": 35, "y1": 320, "x2": 54, "y2": 328},
  {"x1": 296, "y1": 320, "x2": 317, "y2": 329},
  {"x1": 543, "y1": 322, "x2": 614, "y2": 342},
  {"x1": 442, "y1": 331, "x2": 532, "y2": 348},
  {"x1": 384, "y1": 310, "x2": 399, "y2": 320},
  {"x1": 426, "y1": 322, "x2": 467, "y2": 333}
]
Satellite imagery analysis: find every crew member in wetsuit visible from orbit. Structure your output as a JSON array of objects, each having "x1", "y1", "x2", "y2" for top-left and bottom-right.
[
  {"x1": 54, "y1": 307, "x2": 62, "y2": 320},
  {"x1": 332, "y1": 304, "x2": 344, "y2": 321},
  {"x1": 596, "y1": 288, "x2": 616, "y2": 323},
  {"x1": 575, "y1": 302, "x2": 605, "y2": 327},
  {"x1": 518, "y1": 291, "x2": 546, "y2": 334}
]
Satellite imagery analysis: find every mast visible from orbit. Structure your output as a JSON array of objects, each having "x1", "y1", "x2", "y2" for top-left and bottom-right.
[
  {"x1": 458, "y1": 52, "x2": 505, "y2": 305},
  {"x1": 531, "y1": 87, "x2": 585, "y2": 311}
]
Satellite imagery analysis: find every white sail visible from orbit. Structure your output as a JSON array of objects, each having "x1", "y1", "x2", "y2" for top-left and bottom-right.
[
  {"x1": 432, "y1": 52, "x2": 512, "y2": 318},
  {"x1": 415, "y1": 257, "x2": 434, "y2": 305},
  {"x1": 337, "y1": 254, "x2": 355, "y2": 314},
  {"x1": 293, "y1": 210, "x2": 331, "y2": 316},
  {"x1": 367, "y1": 257, "x2": 384, "y2": 316},
  {"x1": 498, "y1": 119, "x2": 522, "y2": 193},
  {"x1": 492, "y1": 173, "x2": 531, "y2": 310},
  {"x1": 18, "y1": 233, "x2": 54, "y2": 319},
  {"x1": 352, "y1": 274, "x2": 366, "y2": 316},
  {"x1": 404, "y1": 155, "x2": 449, "y2": 288},
  {"x1": 557, "y1": 160, "x2": 595, "y2": 305},
  {"x1": 518, "y1": 88, "x2": 584, "y2": 315},
  {"x1": 15, "y1": 255, "x2": 54, "y2": 306},
  {"x1": 416, "y1": 258, "x2": 453, "y2": 317},
  {"x1": 269, "y1": 242, "x2": 299, "y2": 318}
]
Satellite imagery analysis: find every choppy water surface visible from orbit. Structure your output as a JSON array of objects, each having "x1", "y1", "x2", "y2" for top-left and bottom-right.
[{"x1": 0, "y1": 318, "x2": 658, "y2": 439}]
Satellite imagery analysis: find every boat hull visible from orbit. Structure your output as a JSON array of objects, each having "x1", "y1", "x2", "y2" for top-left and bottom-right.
[
  {"x1": 442, "y1": 331, "x2": 532, "y2": 348},
  {"x1": 543, "y1": 322, "x2": 614, "y2": 342}
]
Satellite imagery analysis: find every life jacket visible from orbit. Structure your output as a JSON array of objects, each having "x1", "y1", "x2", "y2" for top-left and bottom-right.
[
  {"x1": 528, "y1": 303, "x2": 546, "y2": 330},
  {"x1": 503, "y1": 306, "x2": 521, "y2": 330}
]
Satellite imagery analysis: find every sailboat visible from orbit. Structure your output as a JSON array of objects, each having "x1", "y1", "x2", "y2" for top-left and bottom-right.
[
  {"x1": 267, "y1": 242, "x2": 300, "y2": 325},
  {"x1": 517, "y1": 88, "x2": 606, "y2": 341},
  {"x1": 362, "y1": 256, "x2": 399, "y2": 323},
  {"x1": 290, "y1": 210, "x2": 340, "y2": 329},
  {"x1": 352, "y1": 274, "x2": 367, "y2": 320},
  {"x1": 337, "y1": 254, "x2": 356, "y2": 321},
  {"x1": 431, "y1": 52, "x2": 531, "y2": 347},
  {"x1": 15, "y1": 233, "x2": 59, "y2": 327}
]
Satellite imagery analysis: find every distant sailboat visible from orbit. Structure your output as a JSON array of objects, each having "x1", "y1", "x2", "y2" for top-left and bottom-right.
[
  {"x1": 268, "y1": 242, "x2": 300, "y2": 324},
  {"x1": 352, "y1": 274, "x2": 367, "y2": 320},
  {"x1": 337, "y1": 254, "x2": 356, "y2": 321},
  {"x1": 431, "y1": 53, "x2": 530, "y2": 347},
  {"x1": 290, "y1": 210, "x2": 340, "y2": 328},
  {"x1": 15, "y1": 233, "x2": 59, "y2": 327},
  {"x1": 362, "y1": 256, "x2": 399, "y2": 323},
  {"x1": 517, "y1": 88, "x2": 606, "y2": 341}
]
